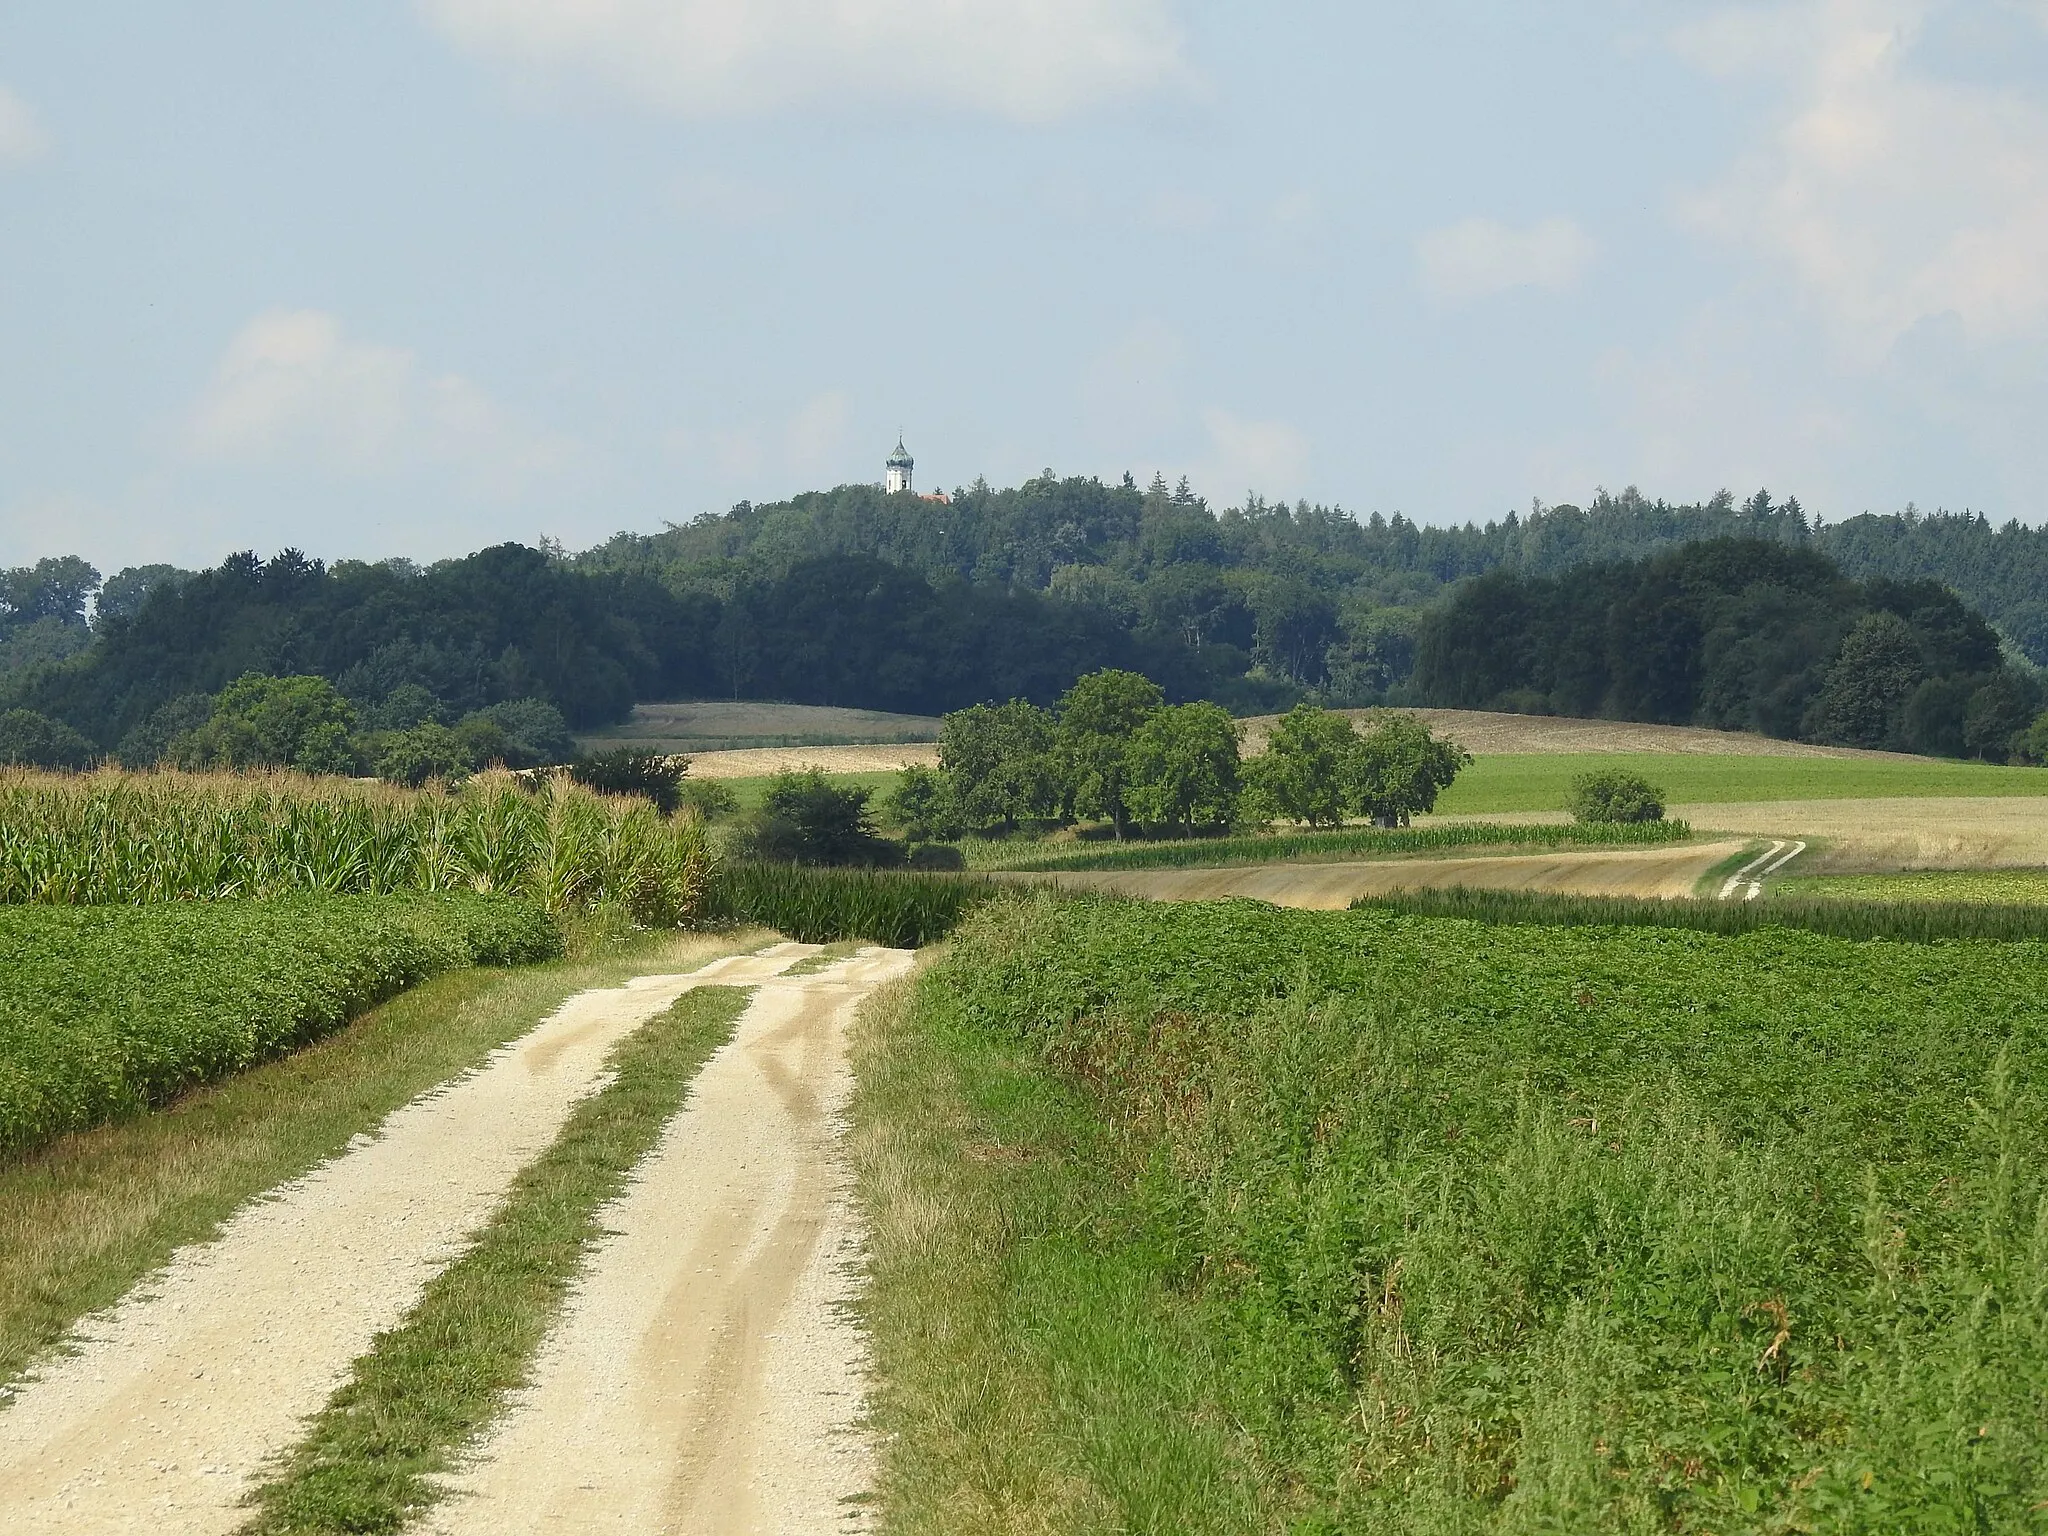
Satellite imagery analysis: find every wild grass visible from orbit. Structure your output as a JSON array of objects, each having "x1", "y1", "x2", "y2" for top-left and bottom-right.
[
  {"x1": 239, "y1": 983, "x2": 752, "y2": 1535},
  {"x1": 0, "y1": 929, "x2": 764, "y2": 1393},
  {"x1": 1347, "y1": 884, "x2": 2048, "y2": 943},
  {"x1": 874, "y1": 893, "x2": 2048, "y2": 1530},
  {"x1": 705, "y1": 862, "x2": 1002, "y2": 947},
  {"x1": 0, "y1": 767, "x2": 713, "y2": 924},
  {"x1": 0, "y1": 894, "x2": 559, "y2": 1156},
  {"x1": 1434, "y1": 750, "x2": 2048, "y2": 814},
  {"x1": 983, "y1": 818, "x2": 1693, "y2": 873},
  {"x1": 850, "y1": 973, "x2": 1262, "y2": 1535}
]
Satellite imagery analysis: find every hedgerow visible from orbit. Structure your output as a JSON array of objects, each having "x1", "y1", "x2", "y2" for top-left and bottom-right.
[
  {"x1": 703, "y1": 862, "x2": 1000, "y2": 949},
  {"x1": 0, "y1": 894, "x2": 558, "y2": 1156}
]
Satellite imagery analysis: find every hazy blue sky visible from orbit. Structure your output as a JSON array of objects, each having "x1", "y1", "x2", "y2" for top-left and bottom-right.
[{"x1": 4, "y1": 1, "x2": 2046, "y2": 572}]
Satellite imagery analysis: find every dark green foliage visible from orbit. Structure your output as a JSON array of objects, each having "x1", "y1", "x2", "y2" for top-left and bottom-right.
[
  {"x1": 1124, "y1": 700, "x2": 1241, "y2": 834},
  {"x1": 1053, "y1": 668, "x2": 1164, "y2": 838},
  {"x1": 993, "y1": 818, "x2": 1692, "y2": 872},
  {"x1": 93, "y1": 564, "x2": 190, "y2": 624},
  {"x1": 566, "y1": 749, "x2": 687, "y2": 814},
  {"x1": 1566, "y1": 767, "x2": 1666, "y2": 823},
  {"x1": 0, "y1": 708, "x2": 97, "y2": 768},
  {"x1": 938, "y1": 699, "x2": 1057, "y2": 832},
  {"x1": 1352, "y1": 709, "x2": 1469, "y2": 825},
  {"x1": 884, "y1": 764, "x2": 965, "y2": 842},
  {"x1": 741, "y1": 767, "x2": 896, "y2": 865},
  {"x1": 1244, "y1": 703, "x2": 1359, "y2": 826},
  {"x1": 166, "y1": 672, "x2": 358, "y2": 773},
  {"x1": 0, "y1": 894, "x2": 559, "y2": 1156},
  {"x1": 370, "y1": 723, "x2": 471, "y2": 787},
  {"x1": 1350, "y1": 885, "x2": 2048, "y2": 943},
  {"x1": 927, "y1": 895, "x2": 2048, "y2": 1529},
  {"x1": 676, "y1": 778, "x2": 741, "y2": 821},
  {"x1": 465, "y1": 697, "x2": 574, "y2": 766},
  {"x1": 1415, "y1": 538, "x2": 2021, "y2": 753},
  {"x1": 705, "y1": 862, "x2": 998, "y2": 947},
  {"x1": 242, "y1": 985, "x2": 747, "y2": 1535}
]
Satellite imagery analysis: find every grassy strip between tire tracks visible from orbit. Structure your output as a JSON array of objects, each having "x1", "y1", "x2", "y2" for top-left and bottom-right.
[
  {"x1": 984, "y1": 817, "x2": 1693, "y2": 874},
  {"x1": 0, "y1": 928, "x2": 763, "y2": 1397},
  {"x1": 239, "y1": 983, "x2": 752, "y2": 1536},
  {"x1": 1349, "y1": 885, "x2": 2048, "y2": 943}
]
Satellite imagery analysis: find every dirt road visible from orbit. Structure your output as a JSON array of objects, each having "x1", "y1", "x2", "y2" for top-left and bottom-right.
[
  {"x1": 1035, "y1": 839, "x2": 1748, "y2": 908},
  {"x1": 0, "y1": 942, "x2": 824, "y2": 1536},
  {"x1": 426, "y1": 948, "x2": 917, "y2": 1535}
]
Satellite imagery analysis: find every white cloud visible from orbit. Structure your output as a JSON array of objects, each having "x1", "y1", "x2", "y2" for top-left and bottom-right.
[
  {"x1": 1415, "y1": 216, "x2": 1596, "y2": 302},
  {"x1": 185, "y1": 309, "x2": 573, "y2": 494},
  {"x1": 417, "y1": 0, "x2": 1194, "y2": 121},
  {"x1": 1676, "y1": 0, "x2": 2048, "y2": 359},
  {"x1": 0, "y1": 86, "x2": 49, "y2": 164},
  {"x1": 1193, "y1": 408, "x2": 1309, "y2": 498}
]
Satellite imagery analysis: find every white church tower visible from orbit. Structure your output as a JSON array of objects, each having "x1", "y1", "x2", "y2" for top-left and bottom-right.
[{"x1": 884, "y1": 437, "x2": 914, "y2": 494}]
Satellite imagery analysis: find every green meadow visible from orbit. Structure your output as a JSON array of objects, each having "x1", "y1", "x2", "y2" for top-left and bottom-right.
[{"x1": 1433, "y1": 750, "x2": 2048, "y2": 815}]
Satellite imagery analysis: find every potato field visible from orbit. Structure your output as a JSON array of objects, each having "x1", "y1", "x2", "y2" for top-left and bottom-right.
[{"x1": 865, "y1": 892, "x2": 2048, "y2": 1532}]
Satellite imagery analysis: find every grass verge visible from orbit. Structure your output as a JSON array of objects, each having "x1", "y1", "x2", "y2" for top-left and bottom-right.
[
  {"x1": 239, "y1": 982, "x2": 753, "y2": 1535},
  {"x1": 0, "y1": 927, "x2": 762, "y2": 1394},
  {"x1": 850, "y1": 972, "x2": 1265, "y2": 1534}
]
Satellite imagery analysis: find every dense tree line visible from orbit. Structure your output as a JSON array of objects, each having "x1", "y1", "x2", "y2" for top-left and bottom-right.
[
  {"x1": 6, "y1": 469, "x2": 2047, "y2": 765},
  {"x1": 1412, "y1": 539, "x2": 2039, "y2": 756}
]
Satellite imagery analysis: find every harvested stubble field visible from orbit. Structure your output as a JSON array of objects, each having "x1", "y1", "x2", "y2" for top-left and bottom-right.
[
  {"x1": 857, "y1": 892, "x2": 2048, "y2": 1533},
  {"x1": 1033, "y1": 838, "x2": 1745, "y2": 907},
  {"x1": 1774, "y1": 869, "x2": 2048, "y2": 904},
  {"x1": 577, "y1": 700, "x2": 940, "y2": 757}
]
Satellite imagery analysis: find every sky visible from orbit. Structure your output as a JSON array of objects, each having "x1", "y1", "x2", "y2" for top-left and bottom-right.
[{"x1": 3, "y1": 1, "x2": 2047, "y2": 575}]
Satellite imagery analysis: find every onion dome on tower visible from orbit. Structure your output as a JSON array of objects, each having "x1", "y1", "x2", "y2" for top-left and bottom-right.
[{"x1": 885, "y1": 437, "x2": 914, "y2": 494}]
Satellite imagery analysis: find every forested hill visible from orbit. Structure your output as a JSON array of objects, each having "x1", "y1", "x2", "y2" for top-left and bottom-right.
[
  {"x1": 3, "y1": 472, "x2": 2045, "y2": 761},
  {"x1": 1414, "y1": 539, "x2": 2037, "y2": 757}
]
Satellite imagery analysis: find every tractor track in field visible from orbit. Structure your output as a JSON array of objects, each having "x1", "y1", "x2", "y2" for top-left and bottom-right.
[{"x1": 0, "y1": 940, "x2": 908, "y2": 1536}]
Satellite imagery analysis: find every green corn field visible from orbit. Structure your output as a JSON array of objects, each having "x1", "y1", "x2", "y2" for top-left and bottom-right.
[{"x1": 0, "y1": 767, "x2": 714, "y2": 925}]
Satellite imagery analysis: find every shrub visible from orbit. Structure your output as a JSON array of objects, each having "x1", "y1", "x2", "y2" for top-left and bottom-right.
[
  {"x1": 705, "y1": 862, "x2": 996, "y2": 947},
  {"x1": 566, "y1": 750, "x2": 687, "y2": 815},
  {"x1": 1567, "y1": 767, "x2": 1666, "y2": 823},
  {"x1": 0, "y1": 708, "x2": 97, "y2": 769},
  {"x1": 743, "y1": 768, "x2": 898, "y2": 866}
]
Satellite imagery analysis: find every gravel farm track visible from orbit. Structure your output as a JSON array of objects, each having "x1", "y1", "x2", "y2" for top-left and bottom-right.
[{"x1": 0, "y1": 942, "x2": 911, "y2": 1536}]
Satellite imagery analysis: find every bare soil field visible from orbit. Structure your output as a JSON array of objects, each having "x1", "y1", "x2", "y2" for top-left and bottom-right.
[
  {"x1": 1032, "y1": 840, "x2": 1747, "y2": 909},
  {"x1": 1238, "y1": 707, "x2": 1894, "y2": 759},
  {"x1": 579, "y1": 702, "x2": 940, "y2": 755}
]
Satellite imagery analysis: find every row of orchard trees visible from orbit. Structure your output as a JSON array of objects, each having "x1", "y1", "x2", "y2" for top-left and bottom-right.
[{"x1": 890, "y1": 669, "x2": 1470, "y2": 841}]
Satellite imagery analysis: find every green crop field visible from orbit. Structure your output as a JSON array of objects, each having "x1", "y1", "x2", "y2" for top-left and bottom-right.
[
  {"x1": 1775, "y1": 870, "x2": 2048, "y2": 905},
  {"x1": 0, "y1": 894, "x2": 557, "y2": 1156},
  {"x1": 1433, "y1": 751, "x2": 2048, "y2": 815},
  {"x1": 860, "y1": 892, "x2": 2048, "y2": 1531}
]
